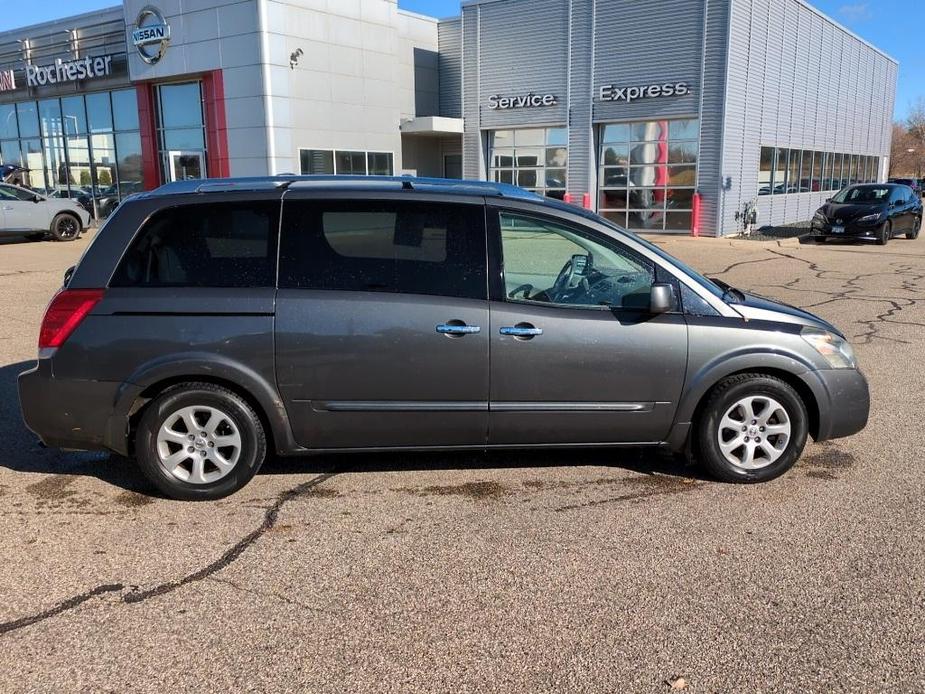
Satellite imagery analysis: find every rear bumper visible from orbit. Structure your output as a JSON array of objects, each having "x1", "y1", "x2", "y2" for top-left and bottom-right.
[
  {"x1": 807, "y1": 368, "x2": 870, "y2": 441},
  {"x1": 18, "y1": 359, "x2": 139, "y2": 454}
]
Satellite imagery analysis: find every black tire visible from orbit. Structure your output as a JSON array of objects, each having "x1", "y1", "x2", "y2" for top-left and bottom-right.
[
  {"x1": 695, "y1": 374, "x2": 808, "y2": 484},
  {"x1": 907, "y1": 217, "x2": 921, "y2": 240},
  {"x1": 50, "y1": 213, "x2": 81, "y2": 242},
  {"x1": 135, "y1": 383, "x2": 267, "y2": 501},
  {"x1": 876, "y1": 221, "x2": 890, "y2": 246}
]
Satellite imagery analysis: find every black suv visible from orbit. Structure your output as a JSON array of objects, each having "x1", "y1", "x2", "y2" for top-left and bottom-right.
[{"x1": 19, "y1": 177, "x2": 869, "y2": 500}]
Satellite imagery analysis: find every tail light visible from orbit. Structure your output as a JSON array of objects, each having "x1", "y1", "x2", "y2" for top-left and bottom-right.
[{"x1": 39, "y1": 289, "x2": 105, "y2": 349}]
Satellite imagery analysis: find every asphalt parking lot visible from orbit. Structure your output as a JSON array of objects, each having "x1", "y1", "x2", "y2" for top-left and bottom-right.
[{"x1": 0, "y1": 231, "x2": 923, "y2": 692}]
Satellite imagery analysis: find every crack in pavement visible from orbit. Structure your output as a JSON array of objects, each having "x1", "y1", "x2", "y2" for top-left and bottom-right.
[
  {"x1": 0, "y1": 472, "x2": 338, "y2": 636},
  {"x1": 0, "y1": 584, "x2": 125, "y2": 636},
  {"x1": 706, "y1": 253, "x2": 784, "y2": 278}
]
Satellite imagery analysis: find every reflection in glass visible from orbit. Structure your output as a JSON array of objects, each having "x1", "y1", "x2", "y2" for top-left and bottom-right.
[
  {"x1": 112, "y1": 89, "x2": 139, "y2": 131},
  {"x1": 668, "y1": 141, "x2": 697, "y2": 164},
  {"x1": 0, "y1": 104, "x2": 17, "y2": 140},
  {"x1": 336, "y1": 150, "x2": 366, "y2": 174},
  {"x1": 602, "y1": 211, "x2": 627, "y2": 227},
  {"x1": 86, "y1": 92, "x2": 113, "y2": 133},
  {"x1": 61, "y1": 96, "x2": 87, "y2": 135},
  {"x1": 546, "y1": 147, "x2": 567, "y2": 167},
  {"x1": 517, "y1": 170, "x2": 538, "y2": 188},
  {"x1": 630, "y1": 121, "x2": 666, "y2": 142},
  {"x1": 367, "y1": 152, "x2": 393, "y2": 176},
  {"x1": 665, "y1": 211, "x2": 693, "y2": 231},
  {"x1": 159, "y1": 83, "x2": 204, "y2": 129},
  {"x1": 669, "y1": 120, "x2": 699, "y2": 140},
  {"x1": 515, "y1": 148, "x2": 542, "y2": 167},
  {"x1": 602, "y1": 145, "x2": 628, "y2": 166},
  {"x1": 628, "y1": 209, "x2": 666, "y2": 230},
  {"x1": 630, "y1": 142, "x2": 661, "y2": 166},
  {"x1": 545, "y1": 168, "x2": 566, "y2": 188},
  {"x1": 628, "y1": 188, "x2": 665, "y2": 211},
  {"x1": 600, "y1": 189, "x2": 629, "y2": 210},
  {"x1": 39, "y1": 100, "x2": 63, "y2": 138},
  {"x1": 300, "y1": 149, "x2": 334, "y2": 175},
  {"x1": 115, "y1": 132, "x2": 143, "y2": 199},
  {"x1": 16, "y1": 102, "x2": 39, "y2": 139},
  {"x1": 666, "y1": 188, "x2": 695, "y2": 209},
  {"x1": 601, "y1": 123, "x2": 630, "y2": 143},
  {"x1": 546, "y1": 128, "x2": 568, "y2": 146},
  {"x1": 1, "y1": 140, "x2": 21, "y2": 166},
  {"x1": 163, "y1": 127, "x2": 205, "y2": 151},
  {"x1": 513, "y1": 129, "x2": 544, "y2": 147}
]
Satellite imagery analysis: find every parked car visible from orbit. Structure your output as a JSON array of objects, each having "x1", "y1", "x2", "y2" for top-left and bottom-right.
[
  {"x1": 19, "y1": 176, "x2": 870, "y2": 500},
  {"x1": 0, "y1": 183, "x2": 91, "y2": 241},
  {"x1": 887, "y1": 177, "x2": 921, "y2": 195},
  {"x1": 811, "y1": 183, "x2": 922, "y2": 244},
  {"x1": 49, "y1": 188, "x2": 95, "y2": 216}
]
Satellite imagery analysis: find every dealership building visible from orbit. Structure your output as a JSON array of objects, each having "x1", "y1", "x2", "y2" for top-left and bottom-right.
[{"x1": 0, "y1": 0, "x2": 897, "y2": 235}]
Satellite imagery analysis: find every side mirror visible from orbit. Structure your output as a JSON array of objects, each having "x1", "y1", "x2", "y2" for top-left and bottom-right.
[
  {"x1": 650, "y1": 283, "x2": 675, "y2": 314},
  {"x1": 32, "y1": 195, "x2": 41, "y2": 203}
]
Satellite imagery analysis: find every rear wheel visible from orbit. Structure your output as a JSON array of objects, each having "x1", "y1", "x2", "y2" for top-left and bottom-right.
[
  {"x1": 907, "y1": 216, "x2": 921, "y2": 240},
  {"x1": 135, "y1": 383, "x2": 267, "y2": 500},
  {"x1": 695, "y1": 374, "x2": 808, "y2": 483},
  {"x1": 50, "y1": 213, "x2": 81, "y2": 242},
  {"x1": 877, "y1": 221, "x2": 891, "y2": 246}
]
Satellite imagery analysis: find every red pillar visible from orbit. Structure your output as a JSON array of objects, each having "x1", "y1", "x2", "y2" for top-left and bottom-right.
[
  {"x1": 135, "y1": 82, "x2": 159, "y2": 190},
  {"x1": 691, "y1": 192, "x2": 702, "y2": 237},
  {"x1": 202, "y1": 69, "x2": 230, "y2": 179}
]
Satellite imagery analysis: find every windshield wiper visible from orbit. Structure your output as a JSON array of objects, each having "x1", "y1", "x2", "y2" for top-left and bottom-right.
[{"x1": 711, "y1": 278, "x2": 745, "y2": 303}]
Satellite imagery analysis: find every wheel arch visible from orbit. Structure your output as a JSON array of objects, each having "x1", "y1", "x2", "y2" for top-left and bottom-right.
[{"x1": 110, "y1": 354, "x2": 301, "y2": 457}]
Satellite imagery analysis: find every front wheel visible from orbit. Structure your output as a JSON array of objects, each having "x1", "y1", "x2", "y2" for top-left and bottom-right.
[
  {"x1": 50, "y1": 213, "x2": 81, "y2": 242},
  {"x1": 877, "y1": 221, "x2": 891, "y2": 246},
  {"x1": 695, "y1": 374, "x2": 808, "y2": 483},
  {"x1": 135, "y1": 383, "x2": 267, "y2": 500}
]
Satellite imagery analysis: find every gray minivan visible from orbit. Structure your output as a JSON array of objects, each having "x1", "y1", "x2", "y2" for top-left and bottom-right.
[{"x1": 19, "y1": 177, "x2": 869, "y2": 500}]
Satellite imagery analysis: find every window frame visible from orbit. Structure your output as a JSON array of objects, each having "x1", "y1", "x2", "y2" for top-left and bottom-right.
[
  {"x1": 277, "y1": 197, "x2": 488, "y2": 301},
  {"x1": 487, "y1": 207, "x2": 664, "y2": 314},
  {"x1": 109, "y1": 200, "x2": 281, "y2": 289},
  {"x1": 298, "y1": 148, "x2": 395, "y2": 176}
]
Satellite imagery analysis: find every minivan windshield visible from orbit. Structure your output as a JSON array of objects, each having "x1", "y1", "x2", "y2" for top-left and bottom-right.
[{"x1": 831, "y1": 185, "x2": 891, "y2": 204}]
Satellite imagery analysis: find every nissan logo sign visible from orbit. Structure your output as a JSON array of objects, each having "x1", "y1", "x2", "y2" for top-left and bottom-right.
[{"x1": 132, "y1": 6, "x2": 171, "y2": 65}]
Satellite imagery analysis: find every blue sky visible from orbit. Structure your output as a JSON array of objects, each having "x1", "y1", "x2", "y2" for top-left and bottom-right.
[{"x1": 3, "y1": 0, "x2": 921, "y2": 120}]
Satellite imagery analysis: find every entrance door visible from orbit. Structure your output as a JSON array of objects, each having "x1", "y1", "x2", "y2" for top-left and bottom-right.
[
  {"x1": 168, "y1": 151, "x2": 205, "y2": 182},
  {"x1": 487, "y1": 207, "x2": 688, "y2": 445},
  {"x1": 275, "y1": 196, "x2": 490, "y2": 449}
]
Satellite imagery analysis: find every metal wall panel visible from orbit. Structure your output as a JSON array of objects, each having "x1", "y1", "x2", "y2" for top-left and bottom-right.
[
  {"x1": 477, "y1": 0, "x2": 569, "y2": 129},
  {"x1": 591, "y1": 0, "x2": 704, "y2": 123},
  {"x1": 568, "y1": 0, "x2": 594, "y2": 198},
  {"x1": 438, "y1": 19, "x2": 462, "y2": 118},
  {"x1": 697, "y1": 0, "x2": 732, "y2": 236},
  {"x1": 722, "y1": 0, "x2": 896, "y2": 235},
  {"x1": 461, "y1": 8, "x2": 482, "y2": 179}
]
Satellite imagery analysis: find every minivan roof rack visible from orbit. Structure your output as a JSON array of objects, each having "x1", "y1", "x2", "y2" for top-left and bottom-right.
[{"x1": 147, "y1": 175, "x2": 545, "y2": 201}]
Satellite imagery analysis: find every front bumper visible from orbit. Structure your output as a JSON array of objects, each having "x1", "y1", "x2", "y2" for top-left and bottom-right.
[
  {"x1": 806, "y1": 367, "x2": 870, "y2": 441},
  {"x1": 18, "y1": 359, "x2": 139, "y2": 454},
  {"x1": 811, "y1": 219, "x2": 884, "y2": 240}
]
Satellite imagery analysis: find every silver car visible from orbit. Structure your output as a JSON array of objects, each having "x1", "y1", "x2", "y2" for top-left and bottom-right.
[{"x1": 0, "y1": 183, "x2": 91, "y2": 241}]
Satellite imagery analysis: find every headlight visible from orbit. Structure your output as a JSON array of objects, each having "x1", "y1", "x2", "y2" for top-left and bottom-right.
[
  {"x1": 857, "y1": 212, "x2": 883, "y2": 224},
  {"x1": 801, "y1": 327, "x2": 857, "y2": 369},
  {"x1": 813, "y1": 211, "x2": 827, "y2": 222}
]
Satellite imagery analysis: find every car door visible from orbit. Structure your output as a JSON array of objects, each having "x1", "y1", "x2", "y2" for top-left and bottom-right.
[
  {"x1": 486, "y1": 205, "x2": 688, "y2": 445},
  {"x1": 275, "y1": 194, "x2": 490, "y2": 449},
  {"x1": 0, "y1": 185, "x2": 38, "y2": 231},
  {"x1": 890, "y1": 187, "x2": 910, "y2": 234}
]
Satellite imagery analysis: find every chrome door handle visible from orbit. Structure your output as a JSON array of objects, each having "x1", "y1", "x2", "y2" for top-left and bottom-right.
[
  {"x1": 500, "y1": 325, "x2": 543, "y2": 337},
  {"x1": 436, "y1": 323, "x2": 481, "y2": 336},
  {"x1": 1, "y1": 206, "x2": 12, "y2": 211}
]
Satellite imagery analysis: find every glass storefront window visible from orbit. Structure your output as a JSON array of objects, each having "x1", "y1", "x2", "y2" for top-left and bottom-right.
[
  {"x1": 112, "y1": 89, "x2": 140, "y2": 131},
  {"x1": 0, "y1": 105, "x2": 17, "y2": 140},
  {"x1": 86, "y1": 92, "x2": 113, "y2": 133},
  {"x1": 489, "y1": 127, "x2": 568, "y2": 199},
  {"x1": 0, "y1": 91, "x2": 141, "y2": 216},
  {"x1": 156, "y1": 82, "x2": 206, "y2": 182},
  {"x1": 298, "y1": 149, "x2": 394, "y2": 176},
  {"x1": 756, "y1": 147, "x2": 881, "y2": 193},
  {"x1": 599, "y1": 118, "x2": 698, "y2": 232},
  {"x1": 16, "y1": 102, "x2": 39, "y2": 139},
  {"x1": 759, "y1": 147, "x2": 774, "y2": 195}
]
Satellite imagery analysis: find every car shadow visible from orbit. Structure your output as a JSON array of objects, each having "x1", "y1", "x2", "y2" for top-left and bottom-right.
[{"x1": 0, "y1": 360, "x2": 703, "y2": 496}]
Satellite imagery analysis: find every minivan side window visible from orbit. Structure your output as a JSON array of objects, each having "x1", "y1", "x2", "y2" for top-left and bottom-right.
[
  {"x1": 111, "y1": 202, "x2": 279, "y2": 288},
  {"x1": 278, "y1": 200, "x2": 486, "y2": 300},
  {"x1": 498, "y1": 212, "x2": 655, "y2": 310}
]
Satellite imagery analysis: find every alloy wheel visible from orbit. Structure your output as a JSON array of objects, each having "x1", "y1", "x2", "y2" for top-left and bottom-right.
[
  {"x1": 155, "y1": 405, "x2": 243, "y2": 484},
  {"x1": 716, "y1": 395, "x2": 792, "y2": 470}
]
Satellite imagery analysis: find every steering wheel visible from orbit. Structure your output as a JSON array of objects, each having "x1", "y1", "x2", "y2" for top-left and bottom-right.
[
  {"x1": 551, "y1": 254, "x2": 591, "y2": 301},
  {"x1": 508, "y1": 283, "x2": 534, "y2": 299}
]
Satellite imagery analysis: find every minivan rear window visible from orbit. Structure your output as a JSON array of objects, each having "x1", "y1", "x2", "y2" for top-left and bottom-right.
[
  {"x1": 111, "y1": 202, "x2": 279, "y2": 288},
  {"x1": 278, "y1": 200, "x2": 486, "y2": 299}
]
